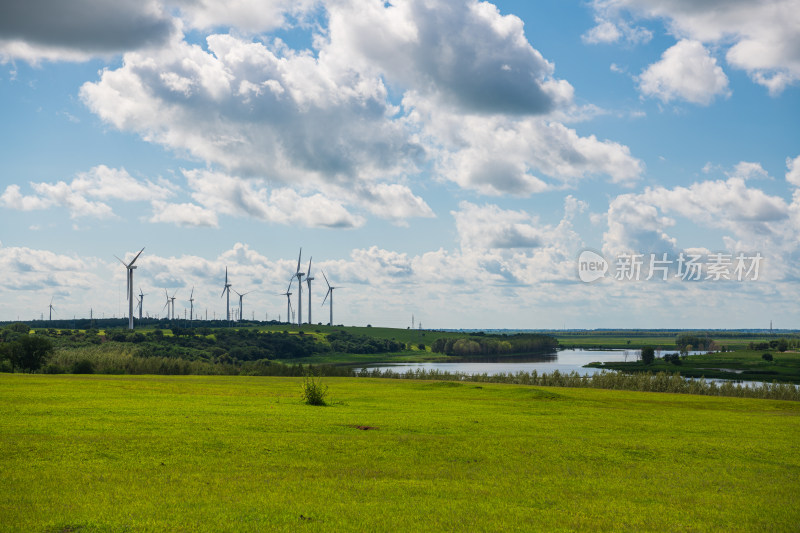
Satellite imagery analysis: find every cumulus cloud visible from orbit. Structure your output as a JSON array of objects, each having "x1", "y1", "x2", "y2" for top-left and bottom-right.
[
  {"x1": 0, "y1": 0, "x2": 174, "y2": 63},
  {"x1": 786, "y1": 155, "x2": 800, "y2": 187},
  {"x1": 325, "y1": 0, "x2": 571, "y2": 115},
  {"x1": 0, "y1": 244, "x2": 95, "y2": 292},
  {"x1": 409, "y1": 95, "x2": 643, "y2": 194},
  {"x1": 185, "y1": 170, "x2": 365, "y2": 228},
  {"x1": 77, "y1": 0, "x2": 637, "y2": 205},
  {"x1": 149, "y1": 201, "x2": 219, "y2": 227},
  {"x1": 80, "y1": 33, "x2": 421, "y2": 189},
  {"x1": 638, "y1": 40, "x2": 730, "y2": 105},
  {"x1": 603, "y1": 176, "x2": 792, "y2": 273},
  {"x1": 0, "y1": 165, "x2": 172, "y2": 219},
  {"x1": 587, "y1": 0, "x2": 800, "y2": 95}
]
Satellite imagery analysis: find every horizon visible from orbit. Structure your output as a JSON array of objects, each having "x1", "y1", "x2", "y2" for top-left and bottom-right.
[{"x1": 1, "y1": 1, "x2": 798, "y2": 330}]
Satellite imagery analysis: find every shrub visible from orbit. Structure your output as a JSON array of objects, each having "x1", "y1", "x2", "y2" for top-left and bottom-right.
[
  {"x1": 301, "y1": 373, "x2": 328, "y2": 406},
  {"x1": 762, "y1": 352, "x2": 773, "y2": 361},
  {"x1": 71, "y1": 359, "x2": 95, "y2": 374}
]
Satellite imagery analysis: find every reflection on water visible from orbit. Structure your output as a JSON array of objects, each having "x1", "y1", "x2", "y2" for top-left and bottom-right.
[{"x1": 357, "y1": 349, "x2": 633, "y2": 377}]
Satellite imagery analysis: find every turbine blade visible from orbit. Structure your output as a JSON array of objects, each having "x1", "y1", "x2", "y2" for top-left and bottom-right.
[
  {"x1": 322, "y1": 288, "x2": 331, "y2": 306},
  {"x1": 322, "y1": 270, "x2": 330, "y2": 289},
  {"x1": 114, "y1": 255, "x2": 128, "y2": 267},
  {"x1": 296, "y1": 248, "x2": 302, "y2": 274},
  {"x1": 129, "y1": 247, "x2": 145, "y2": 267}
]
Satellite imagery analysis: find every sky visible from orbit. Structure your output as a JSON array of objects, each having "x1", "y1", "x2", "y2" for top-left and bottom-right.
[{"x1": 1, "y1": 0, "x2": 799, "y2": 330}]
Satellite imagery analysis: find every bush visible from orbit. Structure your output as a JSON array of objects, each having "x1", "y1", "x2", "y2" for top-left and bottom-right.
[
  {"x1": 301, "y1": 373, "x2": 328, "y2": 406},
  {"x1": 71, "y1": 359, "x2": 95, "y2": 374},
  {"x1": 641, "y1": 346, "x2": 655, "y2": 365},
  {"x1": 762, "y1": 352, "x2": 773, "y2": 361}
]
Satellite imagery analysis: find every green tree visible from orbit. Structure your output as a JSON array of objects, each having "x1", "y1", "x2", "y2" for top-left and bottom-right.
[
  {"x1": 641, "y1": 346, "x2": 655, "y2": 365},
  {"x1": 777, "y1": 338, "x2": 788, "y2": 352},
  {"x1": 7, "y1": 335, "x2": 54, "y2": 372}
]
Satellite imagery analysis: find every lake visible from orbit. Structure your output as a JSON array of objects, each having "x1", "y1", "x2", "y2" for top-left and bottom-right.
[{"x1": 358, "y1": 348, "x2": 634, "y2": 376}]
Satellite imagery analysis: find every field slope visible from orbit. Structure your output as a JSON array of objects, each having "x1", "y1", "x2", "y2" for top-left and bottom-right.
[{"x1": 1, "y1": 375, "x2": 798, "y2": 532}]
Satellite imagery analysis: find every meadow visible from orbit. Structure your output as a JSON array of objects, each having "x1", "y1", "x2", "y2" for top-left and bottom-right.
[{"x1": 1, "y1": 374, "x2": 798, "y2": 532}]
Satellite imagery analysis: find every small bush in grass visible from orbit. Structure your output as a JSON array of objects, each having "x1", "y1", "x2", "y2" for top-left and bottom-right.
[
  {"x1": 71, "y1": 359, "x2": 95, "y2": 374},
  {"x1": 301, "y1": 373, "x2": 328, "y2": 406},
  {"x1": 762, "y1": 352, "x2": 773, "y2": 361}
]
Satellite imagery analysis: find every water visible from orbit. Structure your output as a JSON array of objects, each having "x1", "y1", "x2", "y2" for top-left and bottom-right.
[{"x1": 357, "y1": 349, "x2": 633, "y2": 377}]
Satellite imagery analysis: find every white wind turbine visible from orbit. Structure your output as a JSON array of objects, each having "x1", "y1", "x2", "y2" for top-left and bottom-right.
[
  {"x1": 321, "y1": 270, "x2": 341, "y2": 326},
  {"x1": 294, "y1": 248, "x2": 304, "y2": 326},
  {"x1": 138, "y1": 288, "x2": 146, "y2": 320},
  {"x1": 115, "y1": 247, "x2": 144, "y2": 330},
  {"x1": 280, "y1": 279, "x2": 293, "y2": 325},
  {"x1": 48, "y1": 296, "x2": 55, "y2": 321},
  {"x1": 170, "y1": 290, "x2": 178, "y2": 321},
  {"x1": 305, "y1": 257, "x2": 314, "y2": 325},
  {"x1": 221, "y1": 267, "x2": 232, "y2": 321},
  {"x1": 188, "y1": 286, "x2": 195, "y2": 321},
  {"x1": 162, "y1": 289, "x2": 171, "y2": 320},
  {"x1": 233, "y1": 289, "x2": 251, "y2": 322}
]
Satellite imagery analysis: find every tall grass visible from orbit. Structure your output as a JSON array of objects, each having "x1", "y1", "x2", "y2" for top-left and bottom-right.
[
  {"x1": 36, "y1": 345, "x2": 800, "y2": 401},
  {"x1": 355, "y1": 367, "x2": 800, "y2": 401}
]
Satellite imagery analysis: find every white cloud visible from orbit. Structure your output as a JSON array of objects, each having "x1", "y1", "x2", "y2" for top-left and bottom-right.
[
  {"x1": 0, "y1": 165, "x2": 172, "y2": 219},
  {"x1": 185, "y1": 169, "x2": 365, "y2": 229},
  {"x1": 786, "y1": 155, "x2": 800, "y2": 187},
  {"x1": 324, "y1": 0, "x2": 571, "y2": 115},
  {"x1": 603, "y1": 177, "x2": 794, "y2": 280},
  {"x1": 169, "y1": 0, "x2": 317, "y2": 33},
  {"x1": 149, "y1": 201, "x2": 219, "y2": 227},
  {"x1": 588, "y1": 0, "x2": 800, "y2": 95},
  {"x1": 582, "y1": 17, "x2": 651, "y2": 45},
  {"x1": 409, "y1": 96, "x2": 643, "y2": 194},
  {"x1": 638, "y1": 40, "x2": 730, "y2": 105}
]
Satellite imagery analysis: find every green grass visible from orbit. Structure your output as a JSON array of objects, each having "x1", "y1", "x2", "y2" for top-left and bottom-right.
[
  {"x1": 593, "y1": 349, "x2": 800, "y2": 384},
  {"x1": 1, "y1": 375, "x2": 798, "y2": 531}
]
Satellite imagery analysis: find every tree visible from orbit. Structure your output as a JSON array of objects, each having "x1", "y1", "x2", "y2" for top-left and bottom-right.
[
  {"x1": 641, "y1": 346, "x2": 655, "y2": 365},
  {"x1": 7, "y1": 335, "x2": 54, "y2": 373},
  {"x1": 777, "y1": 338, "x2": 788, "y2": 352}
]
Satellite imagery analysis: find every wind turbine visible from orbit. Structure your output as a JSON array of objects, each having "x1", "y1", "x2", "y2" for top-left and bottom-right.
[
  {"x1": 221, "y1": 267, "x2": 232, "y2": 321},
  {"x1": 48, "y1": 297, "x2": 55, "y2": 321},
  {"x1": 170, "y1": 290, "x2": 178, "y2": 321},
  {"x1": 321, "y1": 270, "x2": 341, "y2": 327},
  {"x1": 138, "y1": 288, "x2": 146, "y2": 320},
  {"x1": 294, "y1": 248, "x2": 305, "y2": 326},
  {"x1": 233, "y1": 289, "x2": 250, "y2": 322},
  {"x1": 280, "y1": 279, "x2": 293, "y2": 325},
  {"x1": 163, "y1": 289, "x2": 171, "y2": 320},
  {"x1": 305, "y1": 257, "x2": 314, "y2": 325},
  {"x1": 188, "y1": 287, "x2": 195, "y2": 321},
  {"x1": 115, "y1": 247, "x2": 144, "y2": 330}
]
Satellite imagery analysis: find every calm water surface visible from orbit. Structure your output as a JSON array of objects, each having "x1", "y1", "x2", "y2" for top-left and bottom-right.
[{"x1": 359, "y1": 348, "x2": 633, "y2": 376}]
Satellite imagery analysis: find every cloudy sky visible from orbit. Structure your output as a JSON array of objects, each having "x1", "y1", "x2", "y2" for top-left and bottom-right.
[{"x1": 1, "y1": 0, "x2": 798, "y2": 329}]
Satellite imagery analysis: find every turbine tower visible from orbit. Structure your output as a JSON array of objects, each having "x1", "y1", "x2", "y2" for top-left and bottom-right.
[
  {"x1": 294, "y1": 249, "x2": 304, "y2": 326},
  {"x1": 189, "y1": 287, "x2": 195, "y2": 321},
  {"x1": 321, "y1": 270, "x2": 341, "y2": 327},
  {"x1": 48, "y1": 297, "x2": 55, "y2": 321},
  {"x1": 138, "y1": 288, "x2": 146, "y2": 320},
  {"x1": 233, "y1": 289, "x2": 250, "y2": 322},
  {"x1": 170, "y1": 290, "x2": 178, "y2": 321},
  {"x1": 115, "y1": 247, "x2": 144, "y2": 330},
  {"x1": 221, "y1": 267, "x2": 232, "y2": 321},
  {"x1": 280, "y1": 279, "x2": 293, "y2": 325},
  {"x1": 305, "y1": 257, "x2": 314, "y2": 325}
]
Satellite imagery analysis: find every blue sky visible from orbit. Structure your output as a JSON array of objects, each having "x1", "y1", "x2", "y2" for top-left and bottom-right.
[{"x1": 1, "y1": 0, "x2": 799, "y2": 329}]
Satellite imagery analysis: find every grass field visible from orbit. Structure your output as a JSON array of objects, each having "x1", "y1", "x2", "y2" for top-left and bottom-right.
[{"x1": 1, "y1": 375, "x2": 798, "y2": 531}]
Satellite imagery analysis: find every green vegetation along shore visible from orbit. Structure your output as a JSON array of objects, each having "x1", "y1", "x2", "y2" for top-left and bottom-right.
[{"x1": 1, "y1": 374, "x2": 798, "y2": 532}]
